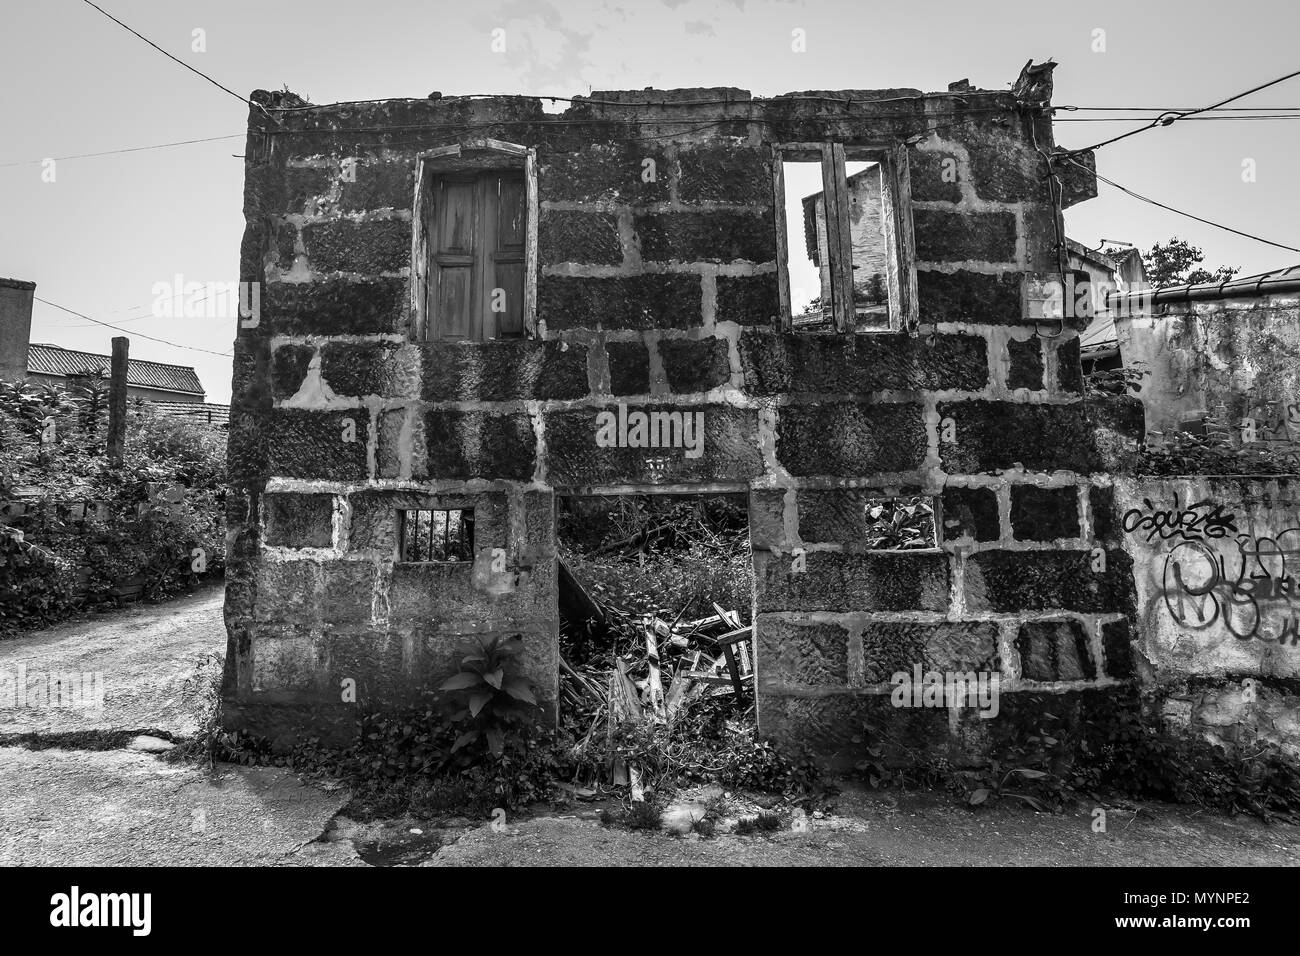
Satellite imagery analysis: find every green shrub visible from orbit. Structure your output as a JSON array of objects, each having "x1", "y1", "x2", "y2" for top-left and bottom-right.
[
  {"x1": 0, "y1": 384, "x2": 225, "y2": 634},
  {"x1": 439, "y1": 635, "x2": 540, "y2": 760}
]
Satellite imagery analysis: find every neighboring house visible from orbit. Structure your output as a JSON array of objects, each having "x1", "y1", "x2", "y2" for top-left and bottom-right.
[
  {"x1": 1110, "y1": 264, "x2": 1300, "y2": 438},
  {"x1": 800, "y1": 163, "x2": 894, "y2": 331},
  {"x1": 0, "y1": 277, "x2": 228, "y2": 427},
  {"x1": 26, "y1": 343, "x2": 207, "y2": 403},
  {"x1": 1066, "y1": 239, "x2": 1149, "y2": 375}
]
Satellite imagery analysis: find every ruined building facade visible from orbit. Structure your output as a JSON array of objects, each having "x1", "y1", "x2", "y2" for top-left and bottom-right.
[{"x1": 224, "y1": 64, "x2": 1141, "y2": 763}]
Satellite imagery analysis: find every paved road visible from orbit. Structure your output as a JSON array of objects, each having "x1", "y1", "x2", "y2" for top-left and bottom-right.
[
  {"x1": 0, "y1": 747, "x2": 358, "y2": 867},
  {"x1": 0, "y1": 584, "x2": 359, "y2": 866},
  {"x1": 416, "y1": 792, "x2": 1300, "y2": 867},
  {"x1": 0, "y1": 583, "x2": 226, "y2": 739},
  {"x1": 2, "y1": 586, "x2": 1298, "y2": 867}
]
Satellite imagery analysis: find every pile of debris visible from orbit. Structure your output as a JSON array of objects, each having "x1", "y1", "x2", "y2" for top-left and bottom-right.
[{"x1": 558, "y1": 563, "x2": 757, "y2": 798}]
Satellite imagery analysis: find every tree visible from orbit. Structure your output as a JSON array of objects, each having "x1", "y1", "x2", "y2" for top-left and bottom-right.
[{"x1": 1130, "y1": 237, "x2": 1240, "y2": 289}]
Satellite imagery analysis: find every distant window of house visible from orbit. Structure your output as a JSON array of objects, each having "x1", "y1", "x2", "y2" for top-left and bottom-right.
[
  {"x1": 398, "y1": 508, "x2": 475, "y2": 562},
  {"x1": 774, "y1": 144, "x2": 917, "y2": 333},
  {"x1": 413, "y1": 140, "x2": 538, "y2": 342}
]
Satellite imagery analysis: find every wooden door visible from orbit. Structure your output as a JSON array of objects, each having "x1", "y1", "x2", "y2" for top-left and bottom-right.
[{"x1": 427, "y1": 170, "x2": 526, "y2": 341}]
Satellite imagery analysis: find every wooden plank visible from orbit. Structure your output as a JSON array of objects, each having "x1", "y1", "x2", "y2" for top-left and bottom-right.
[
  {"x1": 681, "y1": 673, "x2": 742, "y2": 686},
  {"x1": 419, "y1": 143, "x2": 462, "y2": 161},
  {"x1": 891, "y1": 142, "x2": 919, "y2": 331},
  {"x1": 664, "y1": 666, "x2": 692, "y2": 718},
  {"x1": 429, "y1": 176, "x2": 479, "y2": 341},
  {"x1": 828, "y1": 143, "x2": 854, "y2": 333},
  {"x1": 613, "y1": 658, "x2": 643, "y2": 720},
  {"x1": 468, "y1": 137, "x2": 528, "y2": 156},
  {"x1": 557, "y1": 558, "x2": 606, "y2": 630},
  {"x1": 523, "y1": 148, "x2": 540, "y2": 336},
  {"x1": 410, "y1": 160, "x2": 429, "y2": 338},
  {"x1": 680, "y1": 614, "x2": 725, "y2": 631},
  {"x1": 771, "y1": 145, "x2": 792, "y2": 332},
  {"x1": 721, "y1": 642, "x2": 745, "y2": 699},
  {"x1": 492, "y1": 173, "x2": 526, "y2": 337},
  {"x1": 643, "y1": 624, "x2": 667, "y2": 722},
  {"x1": 473, "y1": 173, "x2": 495, "y2": 342},
  {"x1": 710, "y1": 601, "x2": 739, "y2": 627},
  {"x1": 713, "y1": 624, "x2": 753, "y2": 645}
]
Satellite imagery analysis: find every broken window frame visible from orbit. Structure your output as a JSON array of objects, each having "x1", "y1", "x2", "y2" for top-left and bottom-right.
[
  {"x1": 771, "y1": 142, "x2": 918, "y2": 333},
  {"x1": 396, "y1": 508, "x2": 476, "y2": 563},
  {"x1": 411, "y1": 138, "x2": 539, "y2": 342}
]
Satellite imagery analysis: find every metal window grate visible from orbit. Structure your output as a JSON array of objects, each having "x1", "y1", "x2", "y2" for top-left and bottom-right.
[{"x1": 398, "y1": 508, "x2": 475, "y2": 562}]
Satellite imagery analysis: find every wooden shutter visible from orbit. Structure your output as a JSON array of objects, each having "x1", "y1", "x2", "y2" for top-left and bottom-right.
[
  {"x1": 426, "y1": 170, "x2": 526, "y2": 341},
  {"x1": 428, "y1": 174, "x2": 479, "y2": 341},
  {"x1": 491, "y1": 174, "x2": 526, "y2": 338}
]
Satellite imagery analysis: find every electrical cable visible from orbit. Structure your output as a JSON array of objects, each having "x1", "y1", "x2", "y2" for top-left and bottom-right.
[
  {"x1": 1062, "y1": 67, "x2": 1300, "y2": 156},
  {"x1": 33, "y1": 297, "x2": 234, "y2": 358},
  {"x1": 78, "y1": 0, "x2": 271, "y2": 118},
  {"x1": 1061, "y1": 156, "x2": 1300, "y2": 254},
  {"x1": 0, "y1": 135, "x2": 243, "y2": 169}
]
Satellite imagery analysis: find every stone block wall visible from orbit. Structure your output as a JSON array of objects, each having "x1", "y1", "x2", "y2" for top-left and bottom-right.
[{"x1": 224, "y1": 68, "x2": 1132, "y2": 761}]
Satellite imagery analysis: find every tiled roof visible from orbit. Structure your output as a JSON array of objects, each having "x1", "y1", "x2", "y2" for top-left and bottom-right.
[
  {"x1": 146, "y1": 401, "x2": 230, "y2": 428},
  {"x1": 1108, "y1": 264, "x2": 1300, "y2": 307},
  {"x1": 27, "y1": 344, "x2": 204, "y2": 396}
]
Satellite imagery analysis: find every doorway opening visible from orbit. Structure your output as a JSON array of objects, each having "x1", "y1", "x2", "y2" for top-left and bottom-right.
[{"x1": 552, "y1": 492, "x2": 761, "y2": 796}]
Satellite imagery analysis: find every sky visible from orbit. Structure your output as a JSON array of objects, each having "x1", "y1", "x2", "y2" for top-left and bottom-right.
[{"x1": 2, "y1": 0, "x2": 1298, "y2": 403}]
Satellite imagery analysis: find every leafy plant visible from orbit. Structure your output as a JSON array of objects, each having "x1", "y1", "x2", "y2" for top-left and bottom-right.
[
  {"x1": 1085, "y1": 360, "x2": 1149, "y2": 398},
  {"x1": 864, "y1": 496, "x2": 936, "y2": 550},
  {"x1": 966, "y1": 766, "x2": 1053, "y2": 811},
  {"x1": 439, "y1": 634, "x2": 540, "y2": 759},
  {"x1": 1, "y1": 387, "x2": 226, "y2": 635}
]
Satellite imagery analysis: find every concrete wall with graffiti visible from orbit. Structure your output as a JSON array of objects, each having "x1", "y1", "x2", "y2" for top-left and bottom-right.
[{"x1": 1114, "y1": 476, "x2": 1300, "y2": 756}]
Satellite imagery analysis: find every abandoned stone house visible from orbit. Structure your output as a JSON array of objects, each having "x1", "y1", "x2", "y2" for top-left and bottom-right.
[{"x1": 222, "y1": 61, "x2": 1176, "y2": 764}]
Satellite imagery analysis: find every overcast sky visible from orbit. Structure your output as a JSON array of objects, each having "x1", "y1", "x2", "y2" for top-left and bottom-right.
[{"x1": 2, "y1": 0, "x2": 1297, "y2": 403}]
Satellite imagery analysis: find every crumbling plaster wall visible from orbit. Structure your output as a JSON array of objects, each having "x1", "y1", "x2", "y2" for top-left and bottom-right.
[
  {"x1": 1116, "y1": 294, "x2": 1300, "y2": 438},
  {"x1": 1110, "y1": 475, "x2": 1300, "y2": 758},
  {"x1": 224, "y1": 74, "x2": 1134, "y2": 759}
]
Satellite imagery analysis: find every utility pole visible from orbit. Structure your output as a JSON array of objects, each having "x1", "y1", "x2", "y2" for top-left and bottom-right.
[{"x1": 107, "y1": 336, "x2": 128, "y2": 466}]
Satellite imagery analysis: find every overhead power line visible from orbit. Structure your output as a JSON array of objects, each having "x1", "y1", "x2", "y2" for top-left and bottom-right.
[
  {"x1": 1060, "y1": 105, "x2": 1300, "y2": 112},
  {"x1": 1062, "y1": 157, "x2": 1300, "y2": 254},
  {"x1": 33, "y1": 297, "x2": 234, "y2": 358},
  {"x1": 1064, "y1": 67, "x2": 1300, "y2": 156},
  {"x1": 0, "y1": 134, "x2": 243, "y2": 169},
  {"x1": 78, "y1": 0, "x2": 264, "y2": 115}
]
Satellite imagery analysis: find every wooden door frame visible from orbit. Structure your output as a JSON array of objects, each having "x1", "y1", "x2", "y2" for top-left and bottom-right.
[{"x1": 411, "y1": 139, "x2": 539, "y2": 342}]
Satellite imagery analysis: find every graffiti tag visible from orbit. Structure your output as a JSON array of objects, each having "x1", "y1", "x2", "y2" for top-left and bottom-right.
[
  {"x1": 1158, "y1": 529, "x2": 1300, "y2": 645},
  {"x1": 1121, "y1": 494, "x2": 1238, "y2": 543}
]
